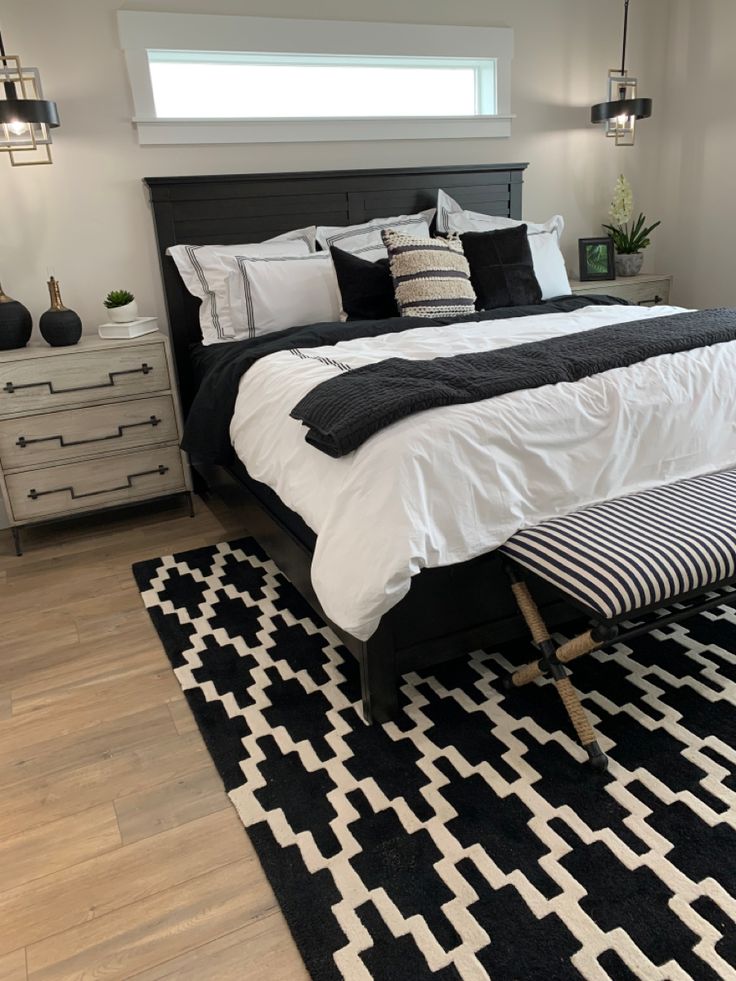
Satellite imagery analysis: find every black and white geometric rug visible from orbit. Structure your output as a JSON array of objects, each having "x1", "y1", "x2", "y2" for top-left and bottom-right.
[{"x1": 133, "y1": 537, "x2": 736, "y2": 981}]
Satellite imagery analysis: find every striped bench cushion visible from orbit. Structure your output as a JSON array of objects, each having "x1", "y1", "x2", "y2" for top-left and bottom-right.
[{"x1": 500, "y1": 469, "x2": 736, "y2": 619}]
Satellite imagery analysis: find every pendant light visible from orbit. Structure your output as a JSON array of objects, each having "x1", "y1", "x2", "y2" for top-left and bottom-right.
[
  {"x1": 0, "y1": 26, "x2": 59, "y2": 166},
  {"x1": 591, "y1": 0, "x2": 652, "y2": 147}
]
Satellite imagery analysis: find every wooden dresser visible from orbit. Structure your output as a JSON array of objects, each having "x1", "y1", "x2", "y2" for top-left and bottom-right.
[
  {"x1": 569, "y1": 273, "x2": 672, "y2": 306},
  {"x1": 0, "y1": 333, "x2": 192, "y2": 555}
]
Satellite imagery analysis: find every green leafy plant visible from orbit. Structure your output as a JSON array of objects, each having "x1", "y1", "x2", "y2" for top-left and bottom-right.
[
  {"x1": 104, "y1": 289, "x2": 135, "y2": 309},
  {"x1": 603, "y1": 213, "x2": 661, "y2": 255},
  {"x1": 602, "y1": 174, "x2": 660, "y2": 254}
]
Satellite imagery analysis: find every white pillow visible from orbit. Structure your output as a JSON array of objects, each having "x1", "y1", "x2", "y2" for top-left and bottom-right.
[
  {"x1": 316, "y1": 210, "x2": 436, "y2": 261},
  {"x1": 436, "y1": 190, "x2": 570, "y2": 299},
  {"x1": 222, "y1": 252, "x2": 342, "y2": 340},
  {"x1": 168, "y1": 227, "x2": 315, "y2": 344}
]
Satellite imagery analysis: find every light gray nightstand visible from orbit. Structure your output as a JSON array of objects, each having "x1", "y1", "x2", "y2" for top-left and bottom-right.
[
  {"x1": 569, "y1": 273, "x2": 672, "y2": 306},
  {"x1": 0, "y1": 332, "x2": 192, "y2": 555}
]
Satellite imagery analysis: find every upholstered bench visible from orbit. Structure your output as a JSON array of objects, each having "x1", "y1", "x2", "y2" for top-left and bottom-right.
[{"x1": 500, "y1": 468, "x2": 736, "y2": 772}]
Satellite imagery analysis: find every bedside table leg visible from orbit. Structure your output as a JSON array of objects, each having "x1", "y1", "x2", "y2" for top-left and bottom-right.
[
  {"x1": 185, "y1": 491, "x2": 195, "y2": 519},
  {"x1": 11, "y1": 526, "x2": 22, "y2": 557}
]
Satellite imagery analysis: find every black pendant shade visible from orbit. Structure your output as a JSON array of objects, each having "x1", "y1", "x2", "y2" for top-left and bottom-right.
[
  {"x1": 591, "y1": 0, "x2": 652, "y2": 146},
  {"x1": 0, "y1": 97, "x2": 60, "y2": 128},
  {"x1": 591, "y1": 97, "x2": 652, "y2": 126}
]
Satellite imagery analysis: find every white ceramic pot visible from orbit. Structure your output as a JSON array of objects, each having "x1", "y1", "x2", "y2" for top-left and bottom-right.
[
  {"x1": 107, "y1": 300, "x2": 139, "y2": 323},
  {"x1": 615, "y1": 253, "x2": 644, "y2": 278}
]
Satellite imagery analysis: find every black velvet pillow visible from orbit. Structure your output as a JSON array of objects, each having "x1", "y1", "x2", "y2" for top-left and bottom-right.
[
  {"x1": 460, "y1": 225, "x2": 542, "y2": 310},
  {"x1": 330, "y1": 246, "x2": 399, "y2": 320}
]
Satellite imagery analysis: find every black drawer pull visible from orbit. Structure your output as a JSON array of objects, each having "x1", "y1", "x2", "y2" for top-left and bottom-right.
[
  {"x1": 638, "y1": 294, "x2": 663, "y2": 306},
  {"x1": 27, "y1": 465, "x2": 169, "y2": 502},
  {"x1": 16, "y1": 416, "x2": 161, "y2": 450},
  {"x1": 3, "y1": 364, "x2": 153, "y2": 396}
]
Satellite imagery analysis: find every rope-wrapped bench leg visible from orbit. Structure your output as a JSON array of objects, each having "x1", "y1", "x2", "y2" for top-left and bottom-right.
[
  {"x1": 511, "y1": 659, "x2": 544, "y2": 687},
  {"x1": 552, "y1": 672, "x2": 607, "y2": 771},
  {"x1": 507, "y1": 579, "x2": 554, "y2": 687},
  {"x1": 505, "y1": 565, "x2": 608, "y2": 772},
  {"x1": 557, "y1": 630, "x2": 598, "y2": 664}
]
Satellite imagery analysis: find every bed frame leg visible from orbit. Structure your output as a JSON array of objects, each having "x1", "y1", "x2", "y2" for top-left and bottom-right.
[
  {"x1": 358, "y1": 624, "x2": 398, "y2": 724},
  {"x1": 191, "y1": 467, "x2": 209, "y2": 499}
]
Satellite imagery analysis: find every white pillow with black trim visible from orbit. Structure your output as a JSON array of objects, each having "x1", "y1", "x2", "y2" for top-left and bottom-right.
[
  {"x1": 221, "y1": 252, "x2": 342, "y2": 340},
  {"x1": 436, "y1": 190, "x2": 570, "y2": 299},
  {"x1": 316, "y1": 210, "x2": 436, "y2": 262},
  {"x1": 168, "y1": 227, "x2": 315, "y2": 345}
]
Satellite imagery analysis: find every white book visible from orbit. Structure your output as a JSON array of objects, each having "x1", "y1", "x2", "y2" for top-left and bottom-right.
[{"x1": 98, "y1": 317, "x2": 159, "y2": 339}]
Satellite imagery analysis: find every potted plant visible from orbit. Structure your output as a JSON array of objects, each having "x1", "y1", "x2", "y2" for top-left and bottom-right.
[
  {"x1": 602, "y1": 175, "x2": 661, "y2": 277},
  {"x1": 104, "y1": 289, "x2": 138, "y2": 323}
]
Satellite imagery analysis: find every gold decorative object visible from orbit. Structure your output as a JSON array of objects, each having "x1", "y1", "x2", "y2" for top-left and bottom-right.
[
  {"x1": 47, "y1": 276, "x2": 67, "y2": 310},
  {"x1": 39, "y1": 276, "x2": 82, "y2": 347}
]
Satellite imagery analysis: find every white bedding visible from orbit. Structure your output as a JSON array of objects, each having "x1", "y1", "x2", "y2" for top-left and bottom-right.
[{"x1": 230, "y1": 303, "x2": 736, "y2": 640}]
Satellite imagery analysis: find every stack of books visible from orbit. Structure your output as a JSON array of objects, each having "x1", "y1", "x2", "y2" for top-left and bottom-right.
[{"x1": 98, "y1": 317, "x2": 159, "y2": 339}]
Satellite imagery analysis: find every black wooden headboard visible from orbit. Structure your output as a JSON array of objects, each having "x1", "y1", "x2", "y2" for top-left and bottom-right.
[{"x1": 144, "y1": 162, "x2": 528, "y2": 414}]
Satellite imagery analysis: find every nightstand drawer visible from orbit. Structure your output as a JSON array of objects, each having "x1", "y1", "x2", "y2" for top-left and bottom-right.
[
  {"x1": 5, "y1": 445, "x2": 186, "y2": 521},
  {"x1": 0, "y1": 395, "x2": 179, "y2": 471},
  {"x1": 569, "y1": 274, "x2": 672, "y2": 307},
  {"x1": 0, "y1": 344, "x2": 170, "y2": 417},
  {"x1": 603, "y1": 280, "x2": 670, "y2": 305}
]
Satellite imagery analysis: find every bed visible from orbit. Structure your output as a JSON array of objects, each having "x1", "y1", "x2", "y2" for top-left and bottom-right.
[{"x1": 144, "y1": 164, "x2": 729, "y2": 724}]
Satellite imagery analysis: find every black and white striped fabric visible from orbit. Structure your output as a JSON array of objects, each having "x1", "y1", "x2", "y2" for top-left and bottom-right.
[{"x1": 501, "y1": 469, "x2": 736, "y2": 619}]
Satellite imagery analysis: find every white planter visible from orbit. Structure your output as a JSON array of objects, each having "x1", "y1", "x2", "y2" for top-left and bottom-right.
[{"x1": 107, "y1": 300, "x2": 139, "y2": 323}]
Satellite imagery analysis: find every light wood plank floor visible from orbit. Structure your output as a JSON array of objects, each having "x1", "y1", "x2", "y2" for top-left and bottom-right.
[{"x1": 0, "y1": 489, "x2": 310, "y2": 981}]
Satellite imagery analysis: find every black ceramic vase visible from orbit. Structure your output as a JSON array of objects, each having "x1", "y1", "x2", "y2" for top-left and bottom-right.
[
  {"x1": 0, "y1": 283, "x2": 33, "y2": 350},
  {"x1": 39, "y1": 277, "x2": 82, "y2": 347}
]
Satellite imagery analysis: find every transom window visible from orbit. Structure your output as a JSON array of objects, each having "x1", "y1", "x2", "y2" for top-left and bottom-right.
[
  {"x1": 147, "y1": 52, "x2": 497, "y2": 120},
  {"x1": 118, "y1": 12, "x2": 513, "y2": 144}
]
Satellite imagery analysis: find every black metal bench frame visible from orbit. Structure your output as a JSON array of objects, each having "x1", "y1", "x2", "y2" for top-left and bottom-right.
[{"x1": 503, "y1": 562, "x2": 736, "y2": 772}]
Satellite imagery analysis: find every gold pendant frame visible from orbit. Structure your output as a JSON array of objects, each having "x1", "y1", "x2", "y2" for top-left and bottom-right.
[
  {"x1": 605, "y1": 69, "x2": 637, "y2": 147},
  {"x1": 0, "y1": 53, "x2": 53, "y2": 166}
]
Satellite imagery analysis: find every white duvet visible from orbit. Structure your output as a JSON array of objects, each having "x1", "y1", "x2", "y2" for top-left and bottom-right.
[{"x1": 230, "y1": 304, "x2": 736, "y2": 640}]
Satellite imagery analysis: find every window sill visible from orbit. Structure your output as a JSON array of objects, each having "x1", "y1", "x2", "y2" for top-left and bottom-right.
[{"x1": 132, "y1": 115, "x2": 514, "y2": 145}]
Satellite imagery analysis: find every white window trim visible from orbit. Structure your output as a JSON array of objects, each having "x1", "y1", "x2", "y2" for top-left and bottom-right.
[{"x1": 117, "y1": 11, "x2": 514, "y2": 145}]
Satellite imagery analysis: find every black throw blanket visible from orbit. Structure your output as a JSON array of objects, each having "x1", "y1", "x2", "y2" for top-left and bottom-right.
[
  {"x1": 182, "y1": 295, "x2": 625, "y2": 465},
  {"x1": 291, "y1": 308, "x2": 736, "y2": 457}
]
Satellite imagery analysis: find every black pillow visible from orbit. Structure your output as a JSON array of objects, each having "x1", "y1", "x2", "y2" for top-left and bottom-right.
[
  {"x1": 330, "y1": 246, "x2": 399, "y2": 320},
  {"x1": 460, "y1": 225, "x2": 542, "y2": 310}
]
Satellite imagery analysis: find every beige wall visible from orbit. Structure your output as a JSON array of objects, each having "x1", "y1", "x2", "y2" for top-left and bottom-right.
[
  {"x1": 0, "y1": 0, "x2": 671, "y2": 531},
  {"x1": 1, "y1": 0, "x2": 668, "y2": 325},
  {"x1": 646, "y1": 0, "x2": 736, "y2": 309}
]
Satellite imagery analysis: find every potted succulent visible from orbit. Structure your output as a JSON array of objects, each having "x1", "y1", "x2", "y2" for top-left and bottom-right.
[
  {"x1": 603, "y1": 175, "x2": 661, "y2": 277},
  {"x1": 104, "y1": 289, "x2": 138, "y2": 323}
]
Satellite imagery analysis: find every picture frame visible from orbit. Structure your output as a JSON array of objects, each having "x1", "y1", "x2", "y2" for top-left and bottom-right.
[{"x1": 578, "y1": 237, "x2": 615, "y2": 281}]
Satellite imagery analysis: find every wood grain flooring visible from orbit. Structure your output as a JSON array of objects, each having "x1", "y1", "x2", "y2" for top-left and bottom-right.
[{"x1": 0, "y1": 490, "x2": 310, "y2": 980}]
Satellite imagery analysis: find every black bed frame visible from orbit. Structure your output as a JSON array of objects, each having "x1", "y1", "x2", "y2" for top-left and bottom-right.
[{"x1": 144, "y1": 163, "x2": 577, "y2": 722}]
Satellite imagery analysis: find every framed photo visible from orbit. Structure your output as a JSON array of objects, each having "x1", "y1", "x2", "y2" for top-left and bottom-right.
[{"x1": 578, "y1": 237, "x2": 615, "y2": 281}]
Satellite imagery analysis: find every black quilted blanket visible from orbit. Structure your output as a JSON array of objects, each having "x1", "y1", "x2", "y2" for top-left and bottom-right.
[
  {"x1": 291, "y1": 308, "x2": 736, "y2": 457},
  {"x1": 182, "y1": 295, "x2": 626, "y2": 465}
]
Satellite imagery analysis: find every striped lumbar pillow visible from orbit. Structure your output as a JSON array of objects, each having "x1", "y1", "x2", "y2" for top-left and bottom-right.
[{"x1": 381, "y1": 229, "x2": 477, "y2": 319}]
